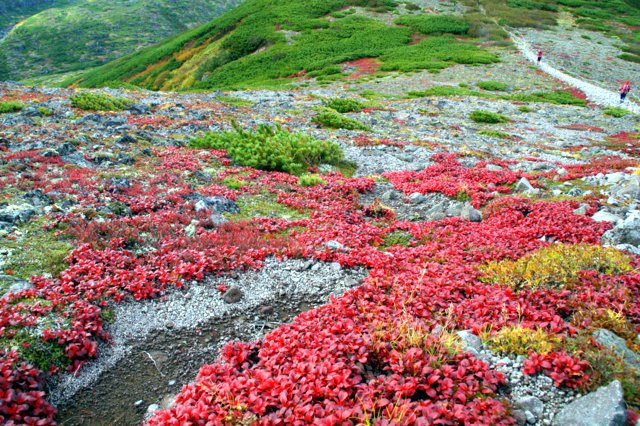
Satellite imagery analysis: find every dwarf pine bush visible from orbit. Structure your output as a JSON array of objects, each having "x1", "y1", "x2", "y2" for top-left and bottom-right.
[
  {"x1": 323, "y1": 98, "x2": 366, "y2": 113},
  {"x1": 312, "y1": 109, "x2": 370, "y2": 131},
  {"x1": 470, "y1": 110, "x2": 510, "y2": 124},
  {"x1": 0, "y1": 100, "x2": 24, "y2": 113},
  {"x1": 189, "y1": 121, "x2": 344, "y2": 175},
  {"x1": 70, "y1": 92, "x2": 134, "y2": 111}
]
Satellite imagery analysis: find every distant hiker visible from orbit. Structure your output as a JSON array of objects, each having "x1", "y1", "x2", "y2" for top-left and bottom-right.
[
  {"x1": 537, "y1": 50, "x2": 542, "y2": 64},
  {"x1": 620, "y1": 81, "x2": 631, "y2": 103}
]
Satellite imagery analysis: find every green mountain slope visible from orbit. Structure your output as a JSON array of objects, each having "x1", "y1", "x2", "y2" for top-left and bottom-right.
[
  {"x1": 72, "y1": 0, "x2": 640, "y2": 92},
  {"x1": 71, "y1": 0, "x2": 502, "y2": 91},
  {"x1": 0, "y1": 0, "x2": 242, "y2": 81}
]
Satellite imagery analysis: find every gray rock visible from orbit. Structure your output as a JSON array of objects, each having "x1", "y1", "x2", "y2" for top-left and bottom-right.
[
  {"x1": 512, "y1": 409, "x2": 528, "y2": 425},
  {"x1": 525, "y1": 411, "x2": 536, "y2": 424},
  {"x1": 485, "y1": 164, "x2": 503, "y2": 171},
  {"x1": 126, "y1": 103, "x2": 150, "y2": 115},
  {"x1": 515, "y1": 396, "x2": 544, "y2": 417},
  {"x1": 593, "y1": 329, "x2": 640, "y2": 372},
  {"x1": 566, "y1": 188, "x2": 584, "y2": 197},
  {"x1": 326, "y1": 240, "x2": 348, "y2": 251},
  {"x1": 409, "y1": 192, "x2": 427, "y2": 204},
  {"x1": 553, "y1": 381, "x2": 627, "y2": 426},
  {"x1": 330, "y1": 262, "x2": 342, "y2": 272},
  {"x1": 147, "y1": 404, "x2": 160, "y2": 414},
  {"x1": 515, "y1": 177, "x2": 535, "y2": 193},
  {"x1": 103, "y1": 116, "x2": 127, "y2": 127},
  {"x1": 57, "y1": 142, "x2": 78, "y2": 157},
  {"x1": 8, "y1": 281, "x2": 34, "y2": 293},
  {"x1": 222, "y1": 286, "x2": 244, "y2": 304},
  {"x1": 134, "y1": 400, "x2": 144, "y2": 407},
  {"x1": 456, "y1": 330, "x2": 482, "y2": 353},
  {"x1": 0, "y1": 204, "x2": 36, "y2": 224},
  {"x1": 461, "y1": 204, "x2": 482, "y2": 222},
  {"x1": 572, "y1": 204, "x2": 589, "y2": 216},
  {"x1": 380, "y1": 190, "x2": 398, "y2": 202},
  {"x1": 446, "y1": 203, "x2": 462, "y2": 217},
  {"x1": 592, "y1": 211, "x2": 622, "y2": 225}
]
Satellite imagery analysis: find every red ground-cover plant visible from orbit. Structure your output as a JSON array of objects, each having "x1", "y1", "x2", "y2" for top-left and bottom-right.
[
  {"x1": 523, "y1": 351, "x2": 590, "y2": 388},
  {"x1": 383, "y1": 153, "x2": 527, "y2": 207},
  {"x1": 0, "y1": 134, "x2": 638, "y2": 424}
]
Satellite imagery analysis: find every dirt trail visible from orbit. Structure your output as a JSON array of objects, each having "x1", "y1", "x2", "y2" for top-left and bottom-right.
[{"x1": 509, "y1": 31, "x2": 640, "y2": 114}]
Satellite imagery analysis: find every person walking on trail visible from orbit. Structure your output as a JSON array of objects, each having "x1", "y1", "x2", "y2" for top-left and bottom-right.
[
  {"x1": 620, "y1": 81, "x2": 631, "y2": 103},
  {"x1": 537, "y1": 50, "x2": 543, "y2": 64}
]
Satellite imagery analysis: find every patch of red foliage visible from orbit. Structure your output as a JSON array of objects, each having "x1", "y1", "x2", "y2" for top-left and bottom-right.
[
  {"x1": 556, "y1": 124, "x2": 604, "y2": 133},
  {"x1": 602, "y1": 132, "x2": 640, "y2": 157},
  {"x1": 0, "y1": 140, "x2": 638, "y2": 424},
  {"x1": 343, "y1": 58, "x2": 380, "y2": 80}
]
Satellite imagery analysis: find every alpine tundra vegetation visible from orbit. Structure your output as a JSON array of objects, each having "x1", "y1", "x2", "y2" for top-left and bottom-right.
[{"x1": 1, "y1": 0, "x2": 640, "y2": 425}]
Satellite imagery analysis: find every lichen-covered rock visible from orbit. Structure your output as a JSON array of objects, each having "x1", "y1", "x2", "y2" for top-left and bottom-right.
[{"x1": 553, "y1": 381, "x2": 627, "y2": 426}]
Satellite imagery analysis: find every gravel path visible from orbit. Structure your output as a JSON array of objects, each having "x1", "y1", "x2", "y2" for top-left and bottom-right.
[{"x1": 510, "y1": 31, "x2": 640, "y2": 113}]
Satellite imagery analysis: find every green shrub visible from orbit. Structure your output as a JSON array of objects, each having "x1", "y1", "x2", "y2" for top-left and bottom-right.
[
  {"x1": 505, "y1": 91, "x2": 587, "y2": 106},
  {"x1": 381, "y1": 230, "x2": 413, "y2": 249},
  {"x1": 215, "y1": 96, "x2": 255, "y2": 107},
  {"x1": 469, "y1": 110, "x2": 510, "y2": 123},
  {"x1": 297, "y1": 174, "x2": 327, "y2": 187},
  {"x1": 0, "y1": 100, "x2": 24, "y2": 113},
  {"x1": 70, "y1": 92, "x2": 134, "y2": 111},
  {"x1": 518, "y1": 105, "x2": 534, "y2": 112},
  {"x1": 312, "y1": 109, "x2": 370, "y2": 131},
  {"x1": 323, "y1": 98, "x2": 366, "y2": 113},
  {"x1": 189, "y1": 121, "x2": 344, "y2": 175},
  {"x1": 604, "y1": 107, "x2": 630, "y2": 118},
  {"x1": 38, "y1": 106, "x2": 53, "y2": 116},
  {"x1": 477, "y1": 80, "x2": 508, "y2": 91},
  {"x1": 619, "y1": 53, "x2": 640, "y2": 64},
  {"x1": 394, "y1": 14, "x2": 470, "y2": 35},
  {"x1": 478, "y1": 130, "x2": 511, "y2": 139}
]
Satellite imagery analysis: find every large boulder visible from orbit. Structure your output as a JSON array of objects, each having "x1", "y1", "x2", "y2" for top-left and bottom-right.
[
  {"x1": 553, "y1": 381, "x2": 627, "y2": 426},
  {"x1": 593, "y1": 329, "x2": 640, "y2": 372}
]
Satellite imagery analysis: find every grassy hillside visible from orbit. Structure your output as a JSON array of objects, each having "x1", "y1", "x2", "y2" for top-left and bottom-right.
[
  {"x1": 71, "y1": 0, "x2": 640, "y2": 91},
  {"x1": 0, "y1": 0, "x2": 242, "y2": 81},
  {"x1": 71, "y1": 0, "x2": 504, "y2": 91}
]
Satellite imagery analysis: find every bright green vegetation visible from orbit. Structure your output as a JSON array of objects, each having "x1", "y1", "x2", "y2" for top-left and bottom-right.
[
  {"x1": 297, "y1": 174, "x2": 327, "y2": 187},
  {"x1": 0, "y1": 0, "x2": 242, "y2": 81},
  {"x1": 507, "y1": 91, "x2": 587, "y2": 106},
  {"x1": 379, "y1": 36, "x2": 499, "y2": 72},
  {"x1": 38, "y1": 106, "x2": 53, "y2": 116},
  {"x1": 0, "y1": 219, "x2": 73, "y2": 292},
  {"x1": 477, "y1": 80, "x2": 509, "y2": 91},
  {"x1": 479, "y1": 130, "x2": 511, "y2": 138},
  {"x1": 394, "y1": 14, "x2": 470, "y2": 35},
  {"x1": 470, "y1": 110, "x2": 510, "y2": 123},
  {"x1": 226, "y1": 194, "x2": 307, "y2": 221},
  {"x1": 407, "y1": 86, "x2": 587, "y2": 107},
  {"x1": 70, "y1": 92, "x2": 135, "y2": 111},
  {"x1": 0, "y1": 101, "x2": 25, "y2": 114},
  {"x1": 518, "y1": 105, "x2": 534, "y2": 112},
  {"x1": 312, "y1": 109, "x2": 371, "y2": 131},
  {"x1": 604, "y1": 107, "x2": 631, "y2": 117},
  {"x1": 381, "y1": 230, "x2": 413, "y2": 249},
  {"x1": 3, "y1": 327, "x2": 71, "y2": 372},
  {"x1": 71, "y1": 0, "x2": 499, "y2": 91},
  {"x1": 189, "y1": 121, "x2": 345, "y2": 175},
  {"x1": 323, "y1": 98, "x2": 366, "y2": 113},
  {"x1": 215, "y1": 96, "x2": 255, "y2": 108}
]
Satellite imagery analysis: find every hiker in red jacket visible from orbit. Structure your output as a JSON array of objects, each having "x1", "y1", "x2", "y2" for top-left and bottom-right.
[
  {"x1": 537, "y1": 50, "x2": 542, "y2": 64},
  {"x1": 620, "y1": 81, "x2": 631, "y2": 103}
]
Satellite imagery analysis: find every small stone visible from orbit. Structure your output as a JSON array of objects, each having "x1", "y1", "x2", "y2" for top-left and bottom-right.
[
  {"x1": 461, "y1": 203, "x2": 482, "y2": 222},
  {"x1": 165, "y1": 321, "x2": 175, "y2": 329},
  {"x1": 222, "y1": 286, "x2": 244, "y2": 304},
  {"x1": 330, "y1": 262, "x2": 342, "y2": 272},
  {"x1": 514, "y1": 396, "x2": 544, "y2": 417},
  {"x1": 380, "y1": 190, "x2": 398, "y2": 202},
  {"x1": 326, "y1": 240, "x2": 347, "y2": 251},
  {"x1": 134, "y1": 400, "x2": 144, "y2": 407},
  {"x1": 147, "y1": 404, "x2": 160, "y2": 414},
  {"x1": 512, "y1": 409, "x2": 528, "y2": 425},
  {"x1": 485, "y1": 164, "x2": 503, "y2": 171},
  {"x1": 258, "y1": 305, "x2": 274, "y2": 315},
  {"x1": 572, "y1": 204, "x2": 589, "y2": 216},
  {"x1": 515, "y1": 177, "x2": 535, "y2": 193},
  {"x1": 525, "y1": 410, "x2": 536, "y2": 424}
]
